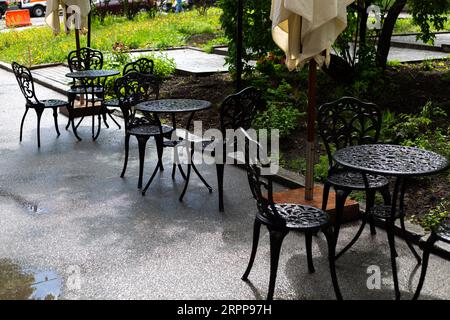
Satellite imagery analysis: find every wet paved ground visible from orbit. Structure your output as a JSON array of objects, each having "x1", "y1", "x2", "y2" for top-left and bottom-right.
[{"x1": 0, "y1": 68, "x2": 450, "y2": 300}]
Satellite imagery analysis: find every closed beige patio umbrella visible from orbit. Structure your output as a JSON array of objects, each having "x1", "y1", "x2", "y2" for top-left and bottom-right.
[
  {"x1": 270, "y1": 0, "x2": 354, "y2": 200},
  {"x1": 45, "y1": 0, "x2": 91, "y2": 51}
]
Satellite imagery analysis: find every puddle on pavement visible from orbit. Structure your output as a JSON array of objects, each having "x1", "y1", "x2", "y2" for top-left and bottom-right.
[
  {"x1": 0, "y1": 259, "x2": 61, "y2": 300},
  {"x1": 0, "y1": 189, "x2": 49, "y2": 216}
]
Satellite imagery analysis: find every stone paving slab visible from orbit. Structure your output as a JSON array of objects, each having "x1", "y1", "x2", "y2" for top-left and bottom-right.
[
  {"x1": 131, "y1": 48, "x2": 228, "y2": 75},
  {"x1": 387, "y1": 46, "x2": 449, "y2": 62},
  {"x1": 32, "y1": 65, "x2": 72, "y2": 87},
  {"x1": 392, "y1": 33, "x2": 450, "y2": 50}
]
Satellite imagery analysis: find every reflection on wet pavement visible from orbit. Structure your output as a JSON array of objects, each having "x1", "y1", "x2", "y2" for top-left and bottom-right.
[
  {"x1": 0, "y1": 259, "x2": 61, "y2": 300},
  {"x1": 0, "y1": 189, "x2": 49, "y2": 216}
]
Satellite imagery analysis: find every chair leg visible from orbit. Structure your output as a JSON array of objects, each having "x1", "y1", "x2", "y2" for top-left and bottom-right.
[
  {"x1": 171, "y1": 145, "x2": 186, "y2": 179},
  {"x1": 20, "y1": 107, "x2": 29, "y2": 142},
  {"x1": 216, "y1": 163, "x2": 225, "y2": 212},
  {"x1": 92, "y1": 115, "x2": 95, "y2": 139},
  {"x1": 121, "y1": 133, "x2": 131, "y2": 178},
  {"x1": 136, "y1": 136, "x2": 150, "y2": 189},
  {"x1": 107, "y1": 112, "x2": 121, "y2": 129},
  {"x1": 413, "y1": 234, "x2": 437, "y2": 300},
  {"x1": 71, "y1": 118, "x2": 82, "y2": 141},
  {"x1": 142, "y1": 158, "x2": 162, "y2": 196},
  {"x1": 171, "y1": 164, "x2": 176, "y2": 179},
  {"x1": 52, "y1": 107, "x2": 60, "y2": 136},
  {"x1": 242, "y1": 219, "x2": 262, "y2": 281},
  {"x1": 386, "y1": 220, "x2": 400, "y2": 300},
  {"x1": 335, "y1": 213, "x2": 367, "y2": 260},
  {"x1": 155, "y1": 136, "x2": 164, "y2": 172},
  {"x1": 35, "y1": 108, "x2": 44, "y2": 148},
  {"x1": 323, "y1": 226, "x2": 343, "y2": 300},
  {"x1": 334, "y1": 189, "x2": 351, "y2": 244},
  {"x1": 66, "y1": 96, "x2": 74, "y2": 130},
  {"x1": 192, "y1": 163, "x2": 213, "y2": 193},
  {"x1": 305, "y1": 231, "x2": 315, "y2": 273},
  {"x1": 400, "y1": 217, "x2": 422, "y2": 264},
  {"x1": 102, "y1": 112, "x2": 110, "y2": 128},
  {"x1": 368, "y1": 213, "x2": 377, "y2": 236},
  {"x1": 322, "y1": 183, "x2": 331, "y2": 211},
  {"x1": 365, "y1": 189, "x2": 377, "y2": 235},
  {"x1": 267, "y1": 228, "x2": 288, "y2": 301},
  {"x1": 75, "y1": 117, "x2": 84, "y2": 129},
  {"x1": 92, "y1": 115, "x2": 101, "y2": 140},
  {"x1": 179, "y1": 163, "x2": 192, "y2": 202},
  {"x1": 381, "y1": 186, "x2": 392, "y2": 205}
]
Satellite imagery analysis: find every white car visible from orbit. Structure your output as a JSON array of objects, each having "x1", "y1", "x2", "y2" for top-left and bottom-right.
[{"x1": 18, "y1": 0, "x2": 46, "y2": 17}]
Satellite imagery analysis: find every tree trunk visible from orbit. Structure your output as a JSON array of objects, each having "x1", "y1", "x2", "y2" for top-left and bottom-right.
[
  {"x1": 358, "y1": 0, "x2": 370, "y2": 48},
  {"x1": 358, "y1": 0, "x2": 370, "y2": 64},
  {"x1": 376, "y1": 0, "x2": 407, "y2": 69}
]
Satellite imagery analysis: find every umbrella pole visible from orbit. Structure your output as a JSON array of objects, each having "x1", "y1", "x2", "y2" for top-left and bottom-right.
[
  {"x1": 236, "y1": 0, "x2": 243, "y2": 92},
  {"x1": 87, "y1": 11, "x2": 91, "y2": 48},
  {"x1": 75, "y1": 28, "x2": 85, "y2": 106},
  {"x1": 305, "y1": 59, "x2": 317, "y2": 201},
  {"x1": 75, "y1": 29, "x2": 81, "y2": 53}
]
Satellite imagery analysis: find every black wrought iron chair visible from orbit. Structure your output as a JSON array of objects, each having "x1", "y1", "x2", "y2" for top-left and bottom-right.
[
  {"x1": 176, "y1": 86, "x2": 262, "y2": 211},
  {"x1": 123, "y1": 57, "x2": 155, "y2": 75},
  {"x1": 12, "y1": 62, "x2": 66, "y2": 148},
  {"x1": 66, "y1": 47, "x2": 121, "y2": 131},
  {"x1": 413, "y1": 219, "x2": 450, "y2": 300},
  {"x1": 317, "y1": 97, "x2": 395, "y2": 259},
  {"x1": 104, "y1": 57, "x2": 157, "y2": 109},
  {"x1": 241, "y1": 134, "x2": 342, "y2": 300},
  {"x1": 114, "y1": 72, "x2": 172, "y2": 189}
]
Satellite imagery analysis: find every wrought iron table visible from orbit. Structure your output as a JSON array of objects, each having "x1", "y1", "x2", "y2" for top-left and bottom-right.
[
  {"x1": 135, "y1": 99, "x2": 215, "y2": 201},
  {"x1": 66, "y1": 69, "x2": 120, "y2": 140},
  {"x1": 333, "y1": 144, "x2": 449, "y2": 300},
  {"x1": 136, "y1": 99, "x2": 212, "y2": 129}
]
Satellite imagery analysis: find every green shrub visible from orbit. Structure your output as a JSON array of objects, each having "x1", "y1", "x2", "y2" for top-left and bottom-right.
[
  {"x1": 102, "y1": 50, "x2": 176, "y2": 97},
  {"x1": 283, "y1": 153, "x2": 330, "y2": 183},
  {"x1": 380, "y1": 101, "x2": 450, "y2": 159},
  {"x1": 410, "y1": 200, "x2": 450, "y2": 231},
  {"x1": 253, "y1": 80, "x2": 306, "y2": 138},
  {"x1": 253, "y1": 103, "x2": 302, "y2": 138}
]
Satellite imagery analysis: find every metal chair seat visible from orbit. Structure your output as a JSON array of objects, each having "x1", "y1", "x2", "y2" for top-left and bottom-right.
[
  {"x1": 264, "y1": 204, "x2": 330, "y2": 230},
  {"x1": 327, "y1": 170, "x2": 389, "y2": 190},
  {"x1": 34, "y1": 99, "x2": 69, "y2": 108},
  {"x1": 127, "y1": 124, "x2": 173, "y2": 137},
  {"x1": 436, "y1": 219, "x2": 450, "y2": 243}
]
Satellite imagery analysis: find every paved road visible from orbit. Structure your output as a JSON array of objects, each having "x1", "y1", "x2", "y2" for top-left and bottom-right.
[{"x1": 0, "y1": 16, "x2": 62, "y2": 32}]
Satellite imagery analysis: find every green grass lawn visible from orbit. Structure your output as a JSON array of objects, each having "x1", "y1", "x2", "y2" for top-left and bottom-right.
[
  {"x1": 394, "y1": 17, "x2": 450, "y2": 35},
  {"x1": 0, "y1": 8, "x2": 226, "y2": 66}
]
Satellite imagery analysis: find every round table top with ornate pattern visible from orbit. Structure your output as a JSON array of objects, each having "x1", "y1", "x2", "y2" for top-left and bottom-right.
[
  {"x1": 135, "y1": 99, "x2": 212, "y2": 114},
  {"x1": 333, "y1": 144, "x2": 449, "y2": 177},
  {"x1": 65, "y1": 70, "x2": 120, "y2": 79}
]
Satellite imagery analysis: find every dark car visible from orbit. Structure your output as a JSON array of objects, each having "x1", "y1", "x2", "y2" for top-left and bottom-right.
[
  {"x1": 0, "y1": 0, "x2": 9, "y2": 19},
  {"x1": 93, "y1": 0, "x2": 156, "y2": 15}
]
